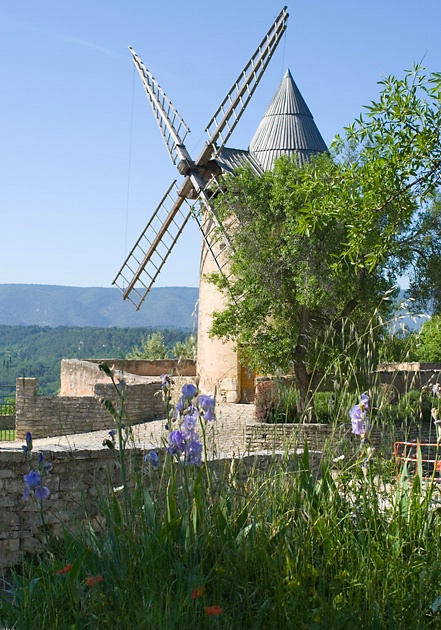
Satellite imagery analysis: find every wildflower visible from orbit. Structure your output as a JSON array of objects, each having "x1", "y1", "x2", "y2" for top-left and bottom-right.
[
  {"x1": 86, "y1": 575, "x2": 103, "y2": 587},
  {"x1": 191, "y1": 585, "x2": 206, "y2": 599},
  {"x1": 332, "y1": 454, "x2": 345, "y2": 463},
  {"x1": 24, "y1": 470, "x2": 42, "y2": 489},
  {"x1": 56, "y1": 563, "x2": 73, "y2": 575},
  {"x1": 349, "y1": 394, "x2": 370, "y2": 436},
  {"x1": 205, "y1": 605, "x2": 223, "y2": 616},
  {"x1": 199, "y1": 394, "x2": 216, "y2": 421},
  {"x1": 182, "y1": 383, "x2": 198, "y2": 399},
  {"x1": 34, "y1": 486, "x2": 50, "y2": 501},
  {"x1": 145, "y1": 451, "x2": 159, "y2": 468},
  {"x1": 161, "y1": 374, "x2": 173, "y2": 389},
  {"x1": 23, "y1": 469, "x2": 50, "y2": 502},
  {"x1": 186, "y1": 439, "x2": 203, "y2": 466},
  {"x1": 181, "y1": 407, "x2": 198, "y2": 439},
  {"x1": 175, "y1": 396, "x2": 185, "y2": 414},
  {"x1": 169, "y1": 430, "x2": 186, "y2": 453}
]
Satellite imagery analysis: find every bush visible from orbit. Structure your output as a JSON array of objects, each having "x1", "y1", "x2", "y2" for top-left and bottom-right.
[
  {"x1": 398, "y1": 389, "x2": 434, "y2": 423},
  {"x1": 311, "y1": 392, "x2": 336, "y2": 424}
]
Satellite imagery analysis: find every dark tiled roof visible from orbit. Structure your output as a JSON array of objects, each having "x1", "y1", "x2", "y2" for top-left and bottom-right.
[
  {"x1": 215, "y1": 148, "x2": 264, "y2": 175},
  {"x1": 249, "y1": 69, "x2": 327, "y2": 171}
]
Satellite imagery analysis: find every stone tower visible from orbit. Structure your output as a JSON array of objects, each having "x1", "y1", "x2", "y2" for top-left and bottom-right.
[{"x1": 197, "y1": 70, "x2": 327, "y2": 402}]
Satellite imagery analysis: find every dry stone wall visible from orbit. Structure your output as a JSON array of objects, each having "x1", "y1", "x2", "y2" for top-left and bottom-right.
[
  {"x1": 0, "y1": 447, "x2": 323, "y2": 570},
  {"x1": 15, "y1": 378, "x2": 165, "y2": 440}
]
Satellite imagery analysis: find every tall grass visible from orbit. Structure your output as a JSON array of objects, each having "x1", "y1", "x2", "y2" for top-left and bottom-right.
[{"x1": 3, "y1": 429, "x2": 441, "y2": 627}]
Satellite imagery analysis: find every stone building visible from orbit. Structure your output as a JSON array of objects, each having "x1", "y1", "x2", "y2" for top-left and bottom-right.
[{"x1": 197, "y1": 70, "x2": 328, "y2": 402}]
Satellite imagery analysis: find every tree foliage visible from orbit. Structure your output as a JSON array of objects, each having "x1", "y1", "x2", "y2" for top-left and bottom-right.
[
  {"x1": 209, "y1": 66, "x2": 441, "y2": 416},
  {"x1": 414, "y1": 315, "x2": 441, "y2": 362},
  {"x1": 128, "y1": 332, "x2": 169, "y2": 360},
  {"x1": 172, "y1": 334, "x2": 197, "y2": 361}
]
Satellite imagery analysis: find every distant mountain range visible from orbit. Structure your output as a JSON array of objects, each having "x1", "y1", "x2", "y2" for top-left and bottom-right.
[{"x1": 0, "y1": 285, "x2": 198, "y2": 328}]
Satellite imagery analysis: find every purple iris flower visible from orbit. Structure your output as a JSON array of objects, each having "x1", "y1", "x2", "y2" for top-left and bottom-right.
[
  {"x1": 199, "y1": 394, "x2": 216, "y2": 421},
  {"x1": 349, "y1": 394, "x2": 370, "y2": 436},
  {"x1": 23, "y1": 470, "x2": 50, "y2": 502},
  {"x1": 145, "y1": 451, "x2": 159, "y2": 468},
  {"x1": 26, "y1": 432, "x2": 33, "y2": 451},
  {"x1": 182, "y1": 383, "x2": 198, "y2": 399},
  {"x1": 175, "y1": 396, "x2": 185, "y2": 415},
  {"x1": 21, "y1": 431, "x2": 33, "y2": 454},
  {"x1": 34, "y1": 486, "x2": 50, "y2": 501},
  {"x1": 169, "y1": 430, "x2": 186, "y2": 453},
  {"x1": 24, "y1": 470, "x2": 41, "y2": 488},
  {"x1": 161, "y1": 374, "x2": 172, "y2": 389},
  {"x1": 186, "y1": 439, "x2": 203, "y2": 466}
]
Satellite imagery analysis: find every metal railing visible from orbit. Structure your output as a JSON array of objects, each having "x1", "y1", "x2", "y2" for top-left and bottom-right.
[
  {"x1": 0, "y1": 396, "x2": 16, "y2": 441},
  {"x1": 394, "y1": 440, "x2": 441, "y2": 479}
]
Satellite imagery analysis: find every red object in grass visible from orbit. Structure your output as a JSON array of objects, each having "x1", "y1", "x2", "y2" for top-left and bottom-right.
[
  {"x1": 56, "y1": 563, "x2": 73, "y2": 575},
  {"x1": 191, "y1": 585, "x2": 206, "y2": 599},
  {"x1": 86, "y1": 575, "x2": 103, "y2": 587},
  {"x1": 204, "y1": 605, "x2": 223, "y2": 616}
]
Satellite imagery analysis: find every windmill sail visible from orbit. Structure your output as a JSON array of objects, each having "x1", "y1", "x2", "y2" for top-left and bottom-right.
[
  {"x1": 112, "y1": 181, "x2": 193, "y2": 310},
  {"x1": 130, "y1": 47, "x2": 191, "y2": 166},
  {"x1": 114, "y1": 7, "x2": 289, "y2": 307},
  {"x1": 204, "y1": 6, "x2": 288, "y2": 154}
]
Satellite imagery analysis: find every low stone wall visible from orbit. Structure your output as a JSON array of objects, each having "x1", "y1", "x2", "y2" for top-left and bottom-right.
[
  {"x1": 0, "y1": 447, "x2": 322, "y2": 570},
  {"x1": 245, "y1": 420, "x2": 440, "y2": 458},
  {"x1": 59, "y1": 359, "x2": 196, "y2": 397},
  {"x1": 15, "y1": 378, "x2": 166, "y2": 440},
  {"x1": 378, "y1": 362, "x2": 441, "y2": 396}
]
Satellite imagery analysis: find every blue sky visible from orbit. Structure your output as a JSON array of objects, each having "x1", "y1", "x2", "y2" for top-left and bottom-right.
[{"x1": 1, "y1": 0, "x2": 440, "y2": 289}]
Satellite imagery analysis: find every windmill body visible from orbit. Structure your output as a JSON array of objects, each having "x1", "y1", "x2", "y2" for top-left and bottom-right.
[{"x1": 113, "y1": 7, "x2": 327, "y2": 401}]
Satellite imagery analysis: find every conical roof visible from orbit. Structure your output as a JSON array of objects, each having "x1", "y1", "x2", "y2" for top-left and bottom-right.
[{"x1": 249, "y1": 69, "x2": 327, "y2": 171}]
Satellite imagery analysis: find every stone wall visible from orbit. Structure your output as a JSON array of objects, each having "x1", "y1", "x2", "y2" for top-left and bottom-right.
[
  {"x1": 0, "y1": 447, "x2": 323, "y2": 570},
  {"x1": 15, "y1": 363, "x2": 198, "y2": 441},
  {"x1": 15, "y1": 377, "x2": 165, "y2": 440},
  {"x1": 378, "y1": 362, "x2": 441, "y2": 396},
  {"x1": 59, "y1": 359, "x2": 196, "y2": 397},
  {"x1": 245, "y1": 419, "x2": 440, "y2": 458}
]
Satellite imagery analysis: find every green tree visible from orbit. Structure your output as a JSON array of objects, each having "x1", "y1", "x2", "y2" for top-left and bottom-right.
[
  {"x1": 127, "y1": 332, "x2": 169, "y2": 360},
  {"x1": 414, "y1": 315, "x2": 441, "y2": 362},
  {"x1": 209, "y1": 66, "x2": 441, "y2": 419},
  {"x1": 172, "y1": 334, "x2": 197, "y2": 360},
  {"x1": 378, "y1": 328, "x2": 418, "y2": 364}
]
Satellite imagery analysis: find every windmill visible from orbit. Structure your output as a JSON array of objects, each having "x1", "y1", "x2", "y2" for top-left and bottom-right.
[{"x1": 113, "y1": 6, "x2": 327, "y2": 400}]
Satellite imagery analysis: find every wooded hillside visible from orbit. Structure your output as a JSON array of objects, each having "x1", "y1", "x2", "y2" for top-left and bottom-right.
[{"x1": 0, "y1": 326, "x2": 193, "y2": 395}]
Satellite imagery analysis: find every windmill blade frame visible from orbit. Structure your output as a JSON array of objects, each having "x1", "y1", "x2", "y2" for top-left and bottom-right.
[
  {"x1": 130, "y1": 47, "x2": 191, "y2": 166},
  {"x1": 203, "y1": 5, "x2": 288, "y2": 156},
  {"x1": 112, "y1": 181, "x2": 193, "y2": 310}
]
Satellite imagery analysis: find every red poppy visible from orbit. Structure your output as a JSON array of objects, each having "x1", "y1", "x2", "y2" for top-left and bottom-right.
[
  {"x1": 204, "y1": 605, "x2": 223, "y2": 616},
  {"x1": 56, "y1": 563, "x2": 73, "y2": 575},
  {"x1": 190, "y1": 585, "x2": 206, "y2": 599},
  {"x1": 86, "y1": 575, "x2": 103, "y2": 587}
]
